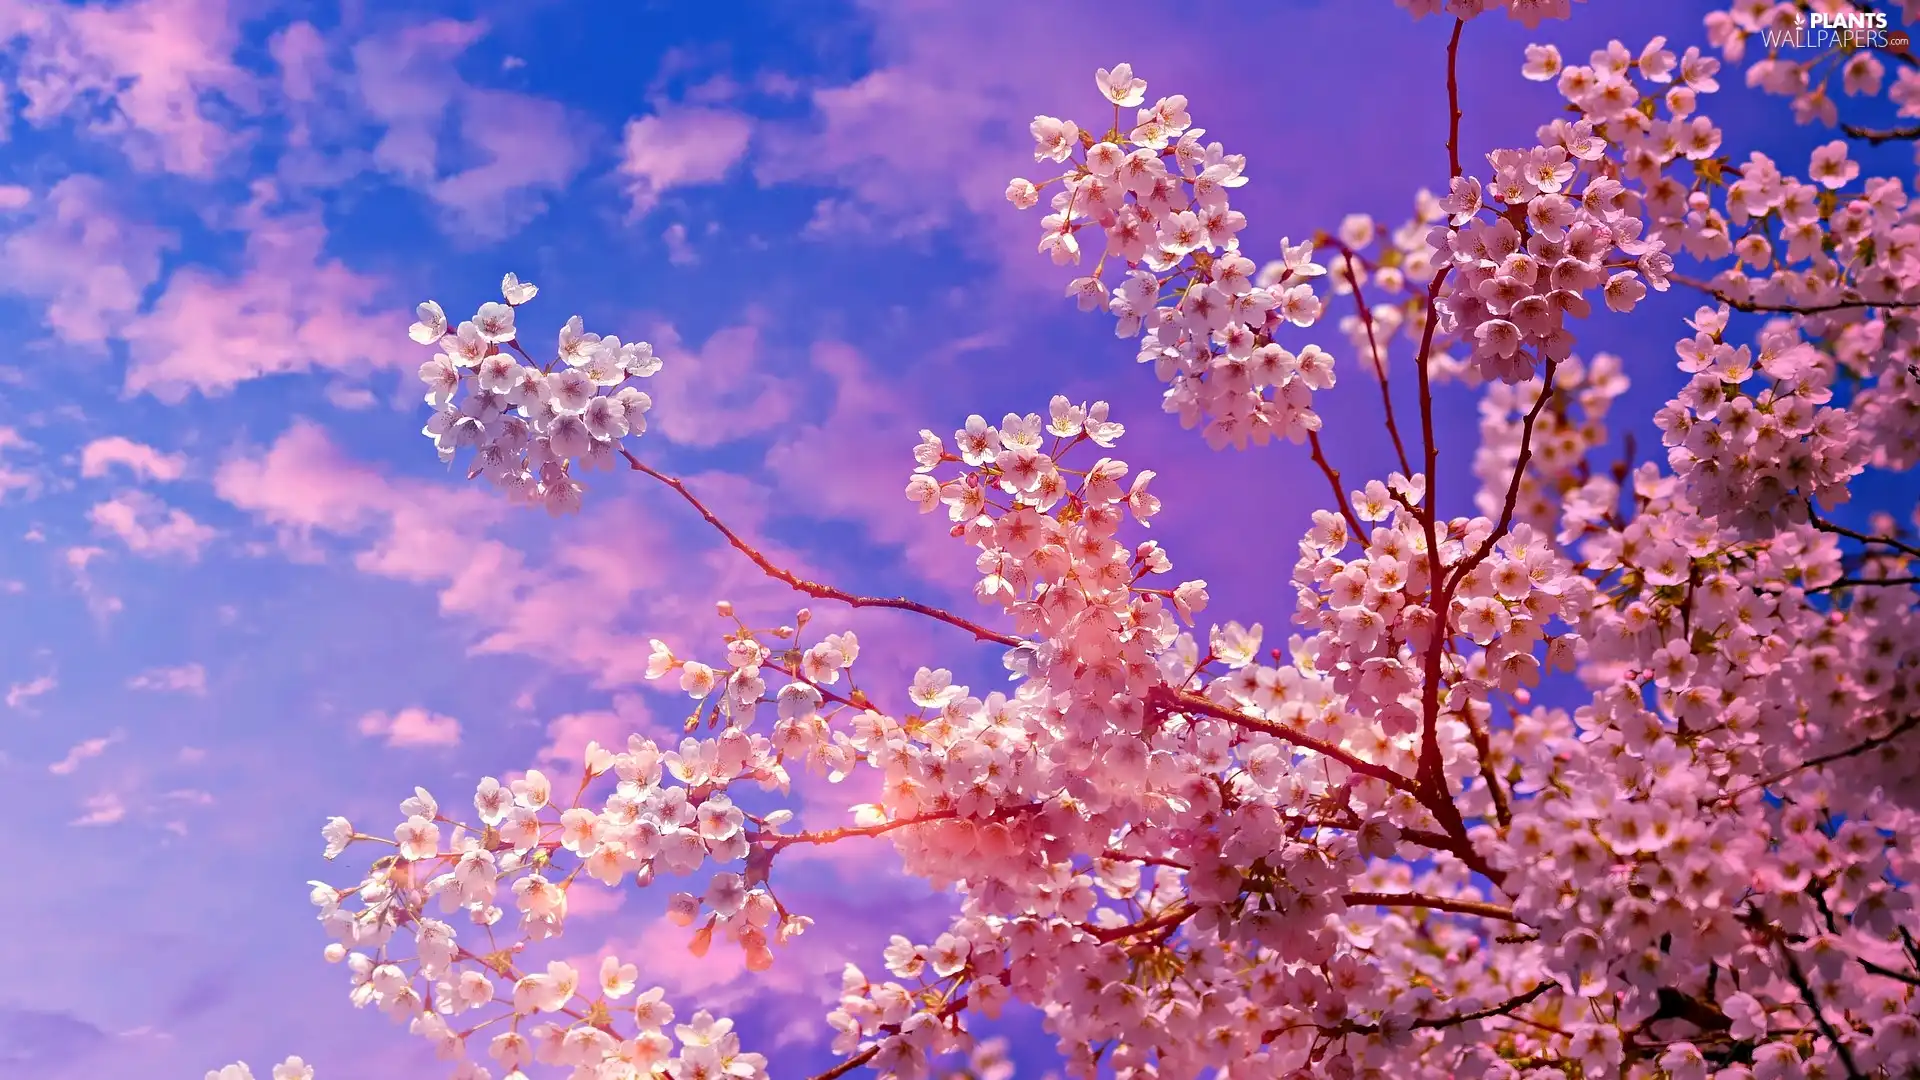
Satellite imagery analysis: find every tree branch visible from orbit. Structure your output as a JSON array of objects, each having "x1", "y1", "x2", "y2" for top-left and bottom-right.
[
  {"x1": 1342, "y1": 890, "x2": 1525, "y2": 924},
  {"x1": 620, "y1": 449, "x2": 1021, "y2": 647},
  {"x1": 1446, "y1": 18, "x2": 1465, "y2": 179},
  {"x1": 1713, "y1": 713, "x2": 1920, "y2": 805},
  {"x1": 1339, "y1": 249, "x2": 1413, "y2": 477},
  {"x1": 1810, "y1": 512, "x2": 1920, "y2": 559},
  {"x1": 1449, "y1": 356, "x2": 1558, "y2": 592},
  {"x1": 1307, "y1": 430, "x2": 1368, "y2": 543},
  {"x1": 1841, "y1": 120, "x2": 1920, "y2": 146},
  {"x1": 1160, "y1": 685, "x2": 1421, "y2": 795},
  {"x1": 1671, "y1": 272, "x2": 1920, "y2": 315}
]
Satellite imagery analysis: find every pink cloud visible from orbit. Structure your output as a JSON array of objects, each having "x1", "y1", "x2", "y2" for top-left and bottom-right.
[
  {"x1": 435, "y1": 88, "x2": 585, "y2": 233},
  {"x1": 120, "y1": 200, "x2": 409, "y2": 401},
  {"x1": 619, "y1": 106, "x2": 753, "y2": 216},
  {"x1": 80, "y1": 437, "x2": 186, "y2": 482},
  {"x1": 213, "y1": 420, "x2": 683, "y2": 687},
  {"x1": 755, "y1": 14, "x2": 1037, "y2": 245},
  {"x1": 765, "y1": 341, "x2": 979, "y2": 595},
  {"x1": 534, "y1": 694, "x2": 662, "y2": 776},
  {"x1": 6, "y1": 672, "x2": 56, "y2": 711},
  {"x1": 64, "y1": 544, "x2": 123, "y2": 618},
  {"x1": 128, "y1": 663, "x2": 207, "y2": 695},
  {"x1": 49, "y1": 733, "x2": 121, "y2": 775},
  {"x1": 4, "y1": 0, "x2": 254, "y2": 176},
  {"x1": 563, "y1": 885, "x2": 627, "y2": 922},
  {"x1": 0, "y1": 176, "x2": 175, "y2": 345},
  {"x1": 0, "y1": 426, "x2": 42, "y2": 502},
  {"x1": 357, "y1": 707, "x2": 463, "y2": 749},
  {"x1": 349, "y1": 19, "x2": 588, "y2": 238},
  {"x1": 71, "y1": 791, "x2": 127, "y2": 827},
  {"x1": 269, "y1": 20, "x2": 327, "y2": 104},
  {"x1": 645, "y1": 319, "x2": 798, "y2": 448},
  {"x1": 88, "y1": 491, "x2": 217, "y2": 560},
  {"x1": 663, "y1": 222, "x2": 697, "y2": 265}
]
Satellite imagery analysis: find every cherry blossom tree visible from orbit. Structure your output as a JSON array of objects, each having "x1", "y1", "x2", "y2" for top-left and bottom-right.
[{"x1": 220, "y1": 1, "x2": 1920, "y2": 1077}]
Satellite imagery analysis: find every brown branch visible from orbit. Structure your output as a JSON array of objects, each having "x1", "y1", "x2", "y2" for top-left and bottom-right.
[
  {"x1": 1408, "y1": 983, "x2": 1553, "y2": 1031},
  {"x1": 1671, "y1": 272, "x2": 1920, "y2": 315},
  {"x1": 1307, "y1": 430, "x2": 1368, "y2": 543},
  {"x1": 1450, "y1": 355, "x2": 1558, "y2": 592},
  {"x1": 1712, "y1": 713, "x2": 1920, "y2": 805},
  {"x1": 1088, "y1": 903, "x2": 1193, "y2": 944},
  {"x1": 1841, "y1": 120, "x2": 1920, "y2": 146},
  {"x1": 1160, "y1": 685, "x2": 1420, "y2": 795},
  {"x1": 1807, "y1": 575, "x2": 1920, "y2": 593},
  {"x1": 1810, "y1": 513, "x2": 1920, "y2": 559},
  {"x1": 1340, "y1": 249, "x2": 1413, "y2": 476},
  {"x1": 1262, "y1": 982, "x2": 1553, "y2": 1042},
  {"x1": 1342, "y1": 890, "x2": 1526, "y2": 924},
  {"x1": 1778, "y1": 945, "x2": 1868, "y2": 1080},
  {"x1": 619, "y1": 449, "x2": 1020, "y2": 647},
  {"x1": 1462, "y1": 705, "x2": 1513, "y2": 828}
]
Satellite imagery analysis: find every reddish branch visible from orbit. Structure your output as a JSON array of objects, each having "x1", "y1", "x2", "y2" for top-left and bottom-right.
[
  {"x1": 1307, "y1": 430, "x2": 1368, "y2": 542},
  {"x1": 1446, "y1": 19, "x2": 1465, "y2": 178},
  {"x1": 1340, "y1": 249, "x2": 1413, "y2": 476},
  {"x1": 619, "y1": 449, "x2": 1020, "y2": 647},
  {"x1": 1090, "y1": 903, "x2": 1195, "y2": 944},
  {"x1": 1449, "y1": 355, "x2": 1560, "y2": 591},
  {"x1": 1160, "y1": 685, "x2": 1420, "y2": 795},
  {"x1": 1408, "y1": 269, "x2": 1490, "y2": 880}
]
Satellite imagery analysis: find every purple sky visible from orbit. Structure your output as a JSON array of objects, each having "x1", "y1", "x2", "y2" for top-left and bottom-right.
[{"x1": 1, "y1": 0, "x2": 1906, "y2": 1076}]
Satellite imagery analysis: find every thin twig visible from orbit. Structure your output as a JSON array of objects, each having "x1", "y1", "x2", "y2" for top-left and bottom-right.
[
  {"x1": 1340, "y1": 249, "x2": 1413, "y2": 476},
  {"x1": 1163, "y1": 685, "x2": 1421, "y2": 796},
  {"x1": 1713, "y1": 714, "x2": 1920, "y2": 805},
  {"x1": 1841, "y1": 121, "x2": 1920, "y2": 146},
  {"x1": 1342, "y1": 890, "x2": 1526, "y2": 924},
  {"x1": 1810, "y1": 512, "x2": 1920, "y2": 559},
  {"x1": 1806, "y1": 575, "x2": 1920, "y2": 593},
  {"x1": 1450, "y1": 356, "x2": 1559, "y2": 592},
  {"x1": 619, "y1": 449, "x2": 1020, "y2": 647},
  {"x1": 1671, "y1": 272, "x2": 1920, "y2": 315},
  {"x1": 1307, "y1": 430, "x2": 1368, "y2": 543},
  {"x1": 1778, "y1": 945, "x2": 1867, "y2": 1080}
]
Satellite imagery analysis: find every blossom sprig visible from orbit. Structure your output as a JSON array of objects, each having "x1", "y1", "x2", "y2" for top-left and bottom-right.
[
  {"x1": 410, "y1": 273, "x2": 662, "y2": 516},
  {"x1": 1008, "y1": 67, "x2": 1339, "y2": 452}
]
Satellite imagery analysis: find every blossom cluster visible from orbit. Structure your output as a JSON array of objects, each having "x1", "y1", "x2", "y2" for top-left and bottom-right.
[
  {"x1": 1006, "y1": 63, "x2": 1336, "y2": 451},
  {"x1": 410, "y1": 273, "x2": 661, "y2": 516}
]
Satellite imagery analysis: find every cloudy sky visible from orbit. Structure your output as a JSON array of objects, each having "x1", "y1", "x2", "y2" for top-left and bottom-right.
[{"x1": 0, "y1": 0, "x2": 1910, "y2": 1076}]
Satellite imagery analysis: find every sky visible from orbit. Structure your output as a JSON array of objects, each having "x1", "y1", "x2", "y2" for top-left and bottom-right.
[{"x1": 1, "y1": 0, "x2": 1916, "y2": 1077}]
